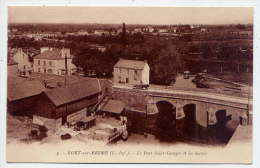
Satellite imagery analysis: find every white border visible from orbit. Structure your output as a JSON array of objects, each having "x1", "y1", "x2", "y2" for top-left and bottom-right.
[{"x1": 1, "y1": 0, "x2": 260, "y2": 168}]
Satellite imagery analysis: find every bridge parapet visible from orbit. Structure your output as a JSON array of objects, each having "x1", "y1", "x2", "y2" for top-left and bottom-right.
[{"x1": 112, "y1": 86, "x2": 252, "y2": 128}]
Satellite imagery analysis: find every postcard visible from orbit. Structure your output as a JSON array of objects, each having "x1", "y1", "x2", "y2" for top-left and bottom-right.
[{"x1": 6, "y1": 6, "x2": 253, "y2": 163}]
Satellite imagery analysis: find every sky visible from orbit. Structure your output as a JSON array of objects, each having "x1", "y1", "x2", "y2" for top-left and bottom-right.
[{"x1": 8, "y1": 7, "x2": 254, "y2": 25}]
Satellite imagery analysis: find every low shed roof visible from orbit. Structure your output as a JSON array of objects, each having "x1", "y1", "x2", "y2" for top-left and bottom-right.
[
  {"x1": 44, "y1": 78, "x2": 101, "y2": 106},
  {"x1": 8, "y1": 77, "x2": 45, "y2": 101},
  {"x1": 101, "y1": 99, "x2": 126, "y2": 114}
]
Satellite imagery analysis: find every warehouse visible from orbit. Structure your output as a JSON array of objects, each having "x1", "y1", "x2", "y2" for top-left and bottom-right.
[
  {"x1": 8, "y1": 77, "x2": 45, "y2": 116},
  {"x1": 34, "y1": 78, "x2": 102, "y2": 132}
]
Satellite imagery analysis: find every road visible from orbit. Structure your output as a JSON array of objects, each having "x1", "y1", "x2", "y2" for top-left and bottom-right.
[{"x1": 113, "y1": 83, "x2": 251, "y2": 106}]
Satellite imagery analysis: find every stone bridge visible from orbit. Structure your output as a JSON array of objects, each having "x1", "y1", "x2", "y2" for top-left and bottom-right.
[{"x1": 112, "y1": 85, "x2": 252, "y2": 128}]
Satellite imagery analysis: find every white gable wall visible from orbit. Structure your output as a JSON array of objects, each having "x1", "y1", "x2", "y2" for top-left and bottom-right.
[
  {"x1": 13, "y1": 49, "x2": 32, "y2": 72},
  {"x1": 142, "y1": 63, "x2": 150, "y2": 85}
]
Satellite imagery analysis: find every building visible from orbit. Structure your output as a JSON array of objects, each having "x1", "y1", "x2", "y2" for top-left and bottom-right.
[
  {"x1": 34, "y1": 78, "x2": 102, "y2": 131},
  {"x1": 93, "y1": 30, "x2": 109, "y2": 36},
  {"x1": 100, "y1": 99, "x2": 126, "y2": 119},
  {"x1": 7, "y1": 77, "x2": 45, "y2": 116},
  {"x1": 88, "y1": 44, "x2": 106, "y2": 52},
  {"x1": 33, "y1": 48, "x2": 77, "y2": 76},
  {"x1": 133, "y1": 28, "x2": 143, "y2": 33},
  {"x1": 158, "y1": 28, "x2": 168, "y2": 33},
  {"x1": 8, "y1": 61, "x2": 18, "y2": 77},
  {"x1": 113, "y1": 59, "x2": 150, "y2": 85},
  {"x1": 11, "y1": 48, "x2": 33, "y2": 76}
]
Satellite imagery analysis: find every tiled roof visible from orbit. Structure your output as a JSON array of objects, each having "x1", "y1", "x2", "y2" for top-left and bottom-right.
[
  {"x1": 34, "y1": 49, "x2": 72, "y2": 60},
  {"x1": 114, "y1": 59, "x2": 148, "y2": 70},
  {"x1": 44, "y1": 78, "x2": 101, "y2": 106},
  {"x1": 101, "y1": 99, "x2": 126, "y2": 114},
  {"x1": 8, "y1": 77, "x2": 45, "y2": 101}
]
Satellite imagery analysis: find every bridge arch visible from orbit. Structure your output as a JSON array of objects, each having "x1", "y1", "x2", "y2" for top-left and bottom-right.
[
  {"x1": 208, "y1": 109, "x2": 236, "y2": 143},
  {"x1": 215, "y1": 109, "x2": 229, "y2": 126},
  {"x1": 155, "y1": 101, "x2": 176, "y2": 130},
  {"x1": 183, "y1": 103, "x2": 197, "y2": 123}
]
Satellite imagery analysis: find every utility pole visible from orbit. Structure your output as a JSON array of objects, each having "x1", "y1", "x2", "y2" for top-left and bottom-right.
[
  {"x1": 64, "y1": 48, "x2": 68, "y2": 87},
  {"x1": 64, "y1": 48, "x2": 69, "y2": 125}
]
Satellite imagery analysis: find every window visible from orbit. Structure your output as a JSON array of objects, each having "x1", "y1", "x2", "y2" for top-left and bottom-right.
[
  {"x1": 134, "y1": 70, "x2": 138, "y2": 80},
  {"x1": 44, "y1": 68, "x2": 46, "y2": 73},
  {"x1": 38, "y1": 68, "x2": 40, "y2": 72},
  {"x1": 38, "y1": 60, "x2": 40, "y2": 65},
  {"x1": 43, "y1": 61, "x2": 46, "y2": 66},
  {"x1": 49, "y1": 61, "x2": 52, "y2": 66}
]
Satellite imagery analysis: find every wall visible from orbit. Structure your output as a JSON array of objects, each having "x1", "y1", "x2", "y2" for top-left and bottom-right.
[
  {"x1": 112, "y1": 87, "x2": 250, "y2": 129},
  {"x1": 54, "y1": 94, "x2": 98, "y2": 119},
  {"x1": 113, "y1": 67, "x2": 143, "y2": 85},
  {"x1": 13, "y1": 50, "x2": 32, "y2": 72},
  {"x1": 35, "y1": 93, "x2": 56, "y2": 119},
  {"x1": 8, "y1": 95, "x2": 40, "y2": 117},
  {"x1": 142, "y1": 63, "x2": 150, "y2": 85},
  {"x1": 33, "y1": 58, "x2": 76, "y2": 76},
  {"x1": 112, "y1": 88, "x2": 148, "y2": 108}
]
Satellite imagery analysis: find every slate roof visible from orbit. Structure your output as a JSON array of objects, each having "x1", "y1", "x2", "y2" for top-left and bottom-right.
[
  {"x1": 101, "y1": 99, "x2": 126, "y2": 114},
  {"x1": 114, "y1": 59, "x2": 148, "y2": 70},
  {"x1": 34, "y1": 49, "x2": 72, "y2": 60},
  {"x1": 44, "y1": 78, "x2": 102, "y2": 106},
  {"x1": 8, "y1": 77, "x2": 45, "y2": 101}
]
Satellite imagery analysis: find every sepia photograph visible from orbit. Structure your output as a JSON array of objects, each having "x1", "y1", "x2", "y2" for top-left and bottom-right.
[{"x1": 6, "y1": 6, "x2": 253, "y2": 163}]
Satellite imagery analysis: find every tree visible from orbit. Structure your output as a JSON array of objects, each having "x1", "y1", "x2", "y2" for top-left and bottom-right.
[
  {"x1": 201, "y1": 43, "x2": 213, "y2": 59},
  {"x1": 121, "y1": 22, "x2": 127, "y2": 45},
  {"x1": 151, "y1": 44, "x2": 184, "y2": 85}
]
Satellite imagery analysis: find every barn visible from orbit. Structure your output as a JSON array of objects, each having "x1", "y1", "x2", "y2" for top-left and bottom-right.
[
  {"x1": 8, "y1": 77, "x2": 45, "y2": 117},
  {"x1": 34, "y1": 78, "x2": 102, "y2": 132}
]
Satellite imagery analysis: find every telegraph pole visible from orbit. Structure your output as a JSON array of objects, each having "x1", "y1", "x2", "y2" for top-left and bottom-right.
[
  {"x1": 64, "y1": 48, "x2": 68, "y2": 87},
  {"x1": 64, "y1": 48, "x2": 68, "y2": 125}
]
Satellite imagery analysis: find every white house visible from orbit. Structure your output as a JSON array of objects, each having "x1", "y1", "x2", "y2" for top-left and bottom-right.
[
  {"x1": 113, "y1": 59, "x2": 150, "y2": 85},
  {"x1": 33, "y1": 48, "x2": 77, "y2": 76},
  {"x1": 158, "y1": 28, "x2": 168, "y2": 33},
  {"x1": 12, "y1": 48, "x2": 33, "y2": 75}
]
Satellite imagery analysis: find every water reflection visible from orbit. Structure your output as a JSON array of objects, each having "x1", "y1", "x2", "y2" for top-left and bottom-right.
[
  {"x1": 154, "y1": 101, "x2": 176, "y2": 142},
  {"x1": 127, "y1": 106, "x2": 238, "y2": 145}
]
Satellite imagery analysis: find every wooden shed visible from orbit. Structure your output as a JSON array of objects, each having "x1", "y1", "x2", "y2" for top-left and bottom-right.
[
  {"x1": 100, "y1": 99, "x2": 126, "y2": 119},
  {"x1": 34, "y1": 78, "x2": 102, "y2": 131},
  {"x1": 7, "y1": 77, "x2": 45, "y2": 117}
]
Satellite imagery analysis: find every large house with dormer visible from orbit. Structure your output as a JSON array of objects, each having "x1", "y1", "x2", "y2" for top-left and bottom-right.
[{"x1": 33, "y1": 47, "x2": 77, "y2": 76}]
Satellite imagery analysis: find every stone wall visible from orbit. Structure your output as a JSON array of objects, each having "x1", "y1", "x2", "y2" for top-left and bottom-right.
[{"x1": 112, "y1": 87, "x2": 250, "y2": 130}]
